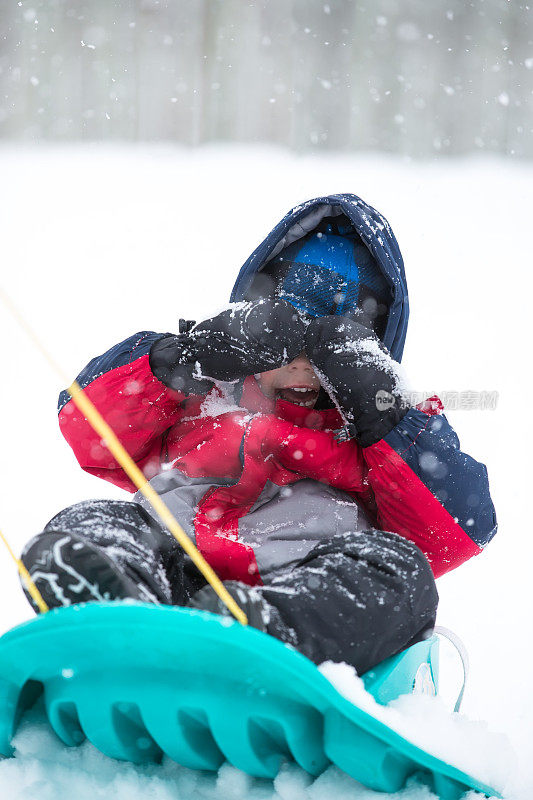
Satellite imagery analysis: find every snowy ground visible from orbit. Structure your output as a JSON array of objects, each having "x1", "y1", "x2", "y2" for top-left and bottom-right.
[{"x1": 0, "y1": 145, "x2": 531, "y2": 798}]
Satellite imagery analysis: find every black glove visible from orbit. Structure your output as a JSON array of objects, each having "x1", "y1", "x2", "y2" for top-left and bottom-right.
[
  {"x1": 305, "y1": 316, "x2": 408, "y2": 447},
  {"x1": 149, "y1": 298, "x2": 305, "y2": 393}
]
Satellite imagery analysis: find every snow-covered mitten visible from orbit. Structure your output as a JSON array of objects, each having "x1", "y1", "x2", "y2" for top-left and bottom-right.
[
  {"x1": 149, "y1": 298, "x2": 305, "y2": 393},
  {"x1": 305, "y1": 316, "x2": 408, "y2": 447}
]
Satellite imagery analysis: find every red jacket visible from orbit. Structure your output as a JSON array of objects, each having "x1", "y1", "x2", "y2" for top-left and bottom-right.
[{"x1": 59, "y1": 332, "x2": 497, "y2": 582}]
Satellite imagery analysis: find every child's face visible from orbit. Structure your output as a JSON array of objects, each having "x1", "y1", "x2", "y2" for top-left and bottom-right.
[{"x1": 258, "y1": 353, "x2": 321, "y2": 408}]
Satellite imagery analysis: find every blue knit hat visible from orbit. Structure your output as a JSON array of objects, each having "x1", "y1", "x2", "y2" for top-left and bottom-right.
[{"x1": 269, "y1": 223, "x2": 390, "y2": 325}]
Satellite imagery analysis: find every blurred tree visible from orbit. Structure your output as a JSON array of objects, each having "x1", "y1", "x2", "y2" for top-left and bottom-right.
[{"x1": 0, "y1": 0, "x2": 531, "y2": 157}]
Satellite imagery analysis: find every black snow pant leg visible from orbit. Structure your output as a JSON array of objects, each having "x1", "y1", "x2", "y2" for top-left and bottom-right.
[
  {"x1": 259, "y1": 529, "x2": 438, "y2": 675},
  {"x1": 21, "y1": 499, "x2": 206, "y2": 612}
]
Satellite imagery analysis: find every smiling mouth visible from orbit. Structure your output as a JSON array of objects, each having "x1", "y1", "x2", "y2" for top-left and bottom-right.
[{"x1": 277, "y1": 386, "x2": 319, "y2": 407}]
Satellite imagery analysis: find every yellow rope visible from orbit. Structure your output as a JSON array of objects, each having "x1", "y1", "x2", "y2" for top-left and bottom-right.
[
  {"x1": 0, "y1": 288, "x2": 248, "y2": 625},
  {"x1": 0, "y1": 528, "x2": 49, "y2": 614}
]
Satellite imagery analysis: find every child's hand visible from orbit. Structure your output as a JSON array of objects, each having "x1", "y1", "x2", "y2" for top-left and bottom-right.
[
  {"x1": 305, "y1": 316, "x2": 408, "y2": 447},
  {"x1": 149, "y1": 298, "x2": 305, "y2": 393}
]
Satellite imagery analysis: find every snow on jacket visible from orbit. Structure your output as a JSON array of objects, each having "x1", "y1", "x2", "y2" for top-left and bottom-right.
[{"x1": 57, "y1": 194, "x2": 497, "y2": 582}]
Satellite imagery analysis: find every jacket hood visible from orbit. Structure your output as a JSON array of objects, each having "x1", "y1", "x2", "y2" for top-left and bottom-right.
[{"x1": 230, "y1": 194, "x2": 409, "y2": 362}]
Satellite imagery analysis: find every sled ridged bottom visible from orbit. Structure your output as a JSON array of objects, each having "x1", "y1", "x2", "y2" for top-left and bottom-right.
[{"x1": 0, "y1": 603, "x2": 498, "y2": 799}]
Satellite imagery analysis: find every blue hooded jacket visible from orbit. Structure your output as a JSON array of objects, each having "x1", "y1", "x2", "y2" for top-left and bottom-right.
[{"x1": 59, "y1": 193, "x2": 497, "y2": 570}]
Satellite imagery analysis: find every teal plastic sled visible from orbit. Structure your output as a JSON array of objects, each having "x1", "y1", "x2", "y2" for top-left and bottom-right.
[{"x1": 0, "y1": 602, "x2": 498, "y2": 799}]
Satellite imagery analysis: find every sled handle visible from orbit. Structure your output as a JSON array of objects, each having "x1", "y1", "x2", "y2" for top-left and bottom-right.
[{"x1": 434, "y1": 625, "x2": 469, "y2": 713}]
